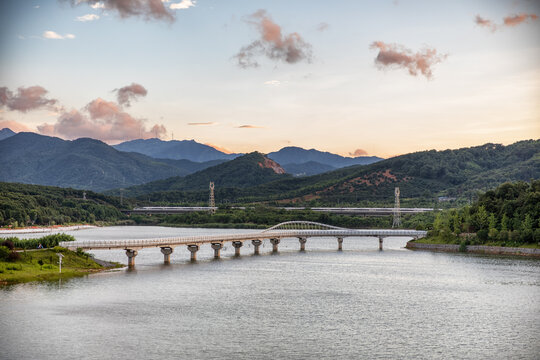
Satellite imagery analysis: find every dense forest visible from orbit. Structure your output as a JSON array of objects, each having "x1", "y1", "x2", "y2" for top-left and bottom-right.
[
  {"x1": 0, "y1": 182, "x2": 128, "y2": 227},
  {"x1": 428, "y1": 180, "x2": 540, "y2": 245}
]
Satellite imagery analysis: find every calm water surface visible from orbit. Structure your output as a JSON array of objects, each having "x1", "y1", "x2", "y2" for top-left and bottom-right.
[{"x1": 2, "y1": 226, "x2": 539, "y2": 359}]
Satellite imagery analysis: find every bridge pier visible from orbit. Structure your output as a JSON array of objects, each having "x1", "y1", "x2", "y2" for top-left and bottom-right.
[
  {"x1": 160, "y1": 247, "x2": 173, "y2": 264},
  {"x1": 252, "y1": 240, "x2": 262, "y2": 255},
  {"x1": 270, "y1": 238, "x2": 280, "y2": 253},
  {"x1": 211, "y1": 242, "x2": 223, "y2": 259},
  {"x1": 125, "y1": 249, "x2": 138, "y2": 267},
  {"x1": 379, "y1": 237, "x2": 383, "y2": 251},
  {"x1": 298, "y1": 237, "x2": 307, "y2": 251},
  {"x1": 337, "y1": 237, "x2": 343, "y2": 251},
  {"x1": 187, "y1": 244, "x2": 199, "y2": 261},
  {"x1": 232, "y1": 241, "x2": 243, "y2": 257}
]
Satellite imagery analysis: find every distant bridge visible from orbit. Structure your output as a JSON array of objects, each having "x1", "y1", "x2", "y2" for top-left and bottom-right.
[
  {"x1": 124, "y1": 206, "x2": 435, "y2": 216},
  {"x1": 61, "y1": 221, "x2": 427, "y2": 267}
]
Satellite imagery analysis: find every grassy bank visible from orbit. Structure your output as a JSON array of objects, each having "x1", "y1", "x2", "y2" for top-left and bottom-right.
[{"x1": 0, "y1": 247, "x2": 122, "y2": 286}]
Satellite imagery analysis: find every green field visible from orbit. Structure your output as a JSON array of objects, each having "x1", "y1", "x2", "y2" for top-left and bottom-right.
[{"x1": 0, "y1": 247, "x2": 122, "y2": 286}]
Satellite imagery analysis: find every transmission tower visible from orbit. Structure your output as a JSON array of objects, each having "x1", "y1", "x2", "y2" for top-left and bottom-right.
[
  {"x1": 392, "y1": 187, "x2": 401, "y2": 228},
  {"x1": 209, "y1": 182, "x2": 216, "y2": 213}
]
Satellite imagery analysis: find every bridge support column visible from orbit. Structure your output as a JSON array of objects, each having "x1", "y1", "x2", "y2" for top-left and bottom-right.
[
  {"x1": 270, "y1": 238, "x2": 280, "y2": 253},
  {"x1": 232, "y1": 241, "x2": 243, "y2": 257},
  {"x1": 252, "y1": 240, "x2": 262, "y2": 255},
  {"x1": 125, "y1": 249, "x2": 138, "y2": 267},
  {"x1": 298, "y1": 237, "x2": 307, "y2": 251},
  {"x1": 337, "y1": 237, "x2": 343, "y2": 251},
  {"x1": 211, "y1": 242, "x2": 223, "y2": 259},
  {"x1": 160, "y1": 247, "x2": 173, "y2": 264},
  {"x1": 379, "y1": 237, "x2": 383, "y2": 251},
  {"x1": 187, "y1": 245, "x2": 199, "y2": 261}
]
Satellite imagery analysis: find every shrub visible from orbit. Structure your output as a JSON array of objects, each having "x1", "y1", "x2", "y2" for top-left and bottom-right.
[
  {"x1": 1, "y1": 239, "x2": 15, "y2": 250},
  {"x1": 498, "y1": 230, "x2": 509, "y2": 242},
  {"x1": 459, "y1": 240, "x2": 469, "y2": 252},
  {"x1": 476, "y1": 229, "x2": 489, "y2": 243},
  {"x1": 0, "y1": 246, "x2": 10, "y2": 261},
  {"x1": 7, "y1": 251, "x2": 21, "y2": 262}
]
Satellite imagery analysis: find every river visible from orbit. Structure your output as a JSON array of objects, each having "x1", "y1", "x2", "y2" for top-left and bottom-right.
[{"x1": 1, "y1": 226, "x2": 539, "y2": 359}]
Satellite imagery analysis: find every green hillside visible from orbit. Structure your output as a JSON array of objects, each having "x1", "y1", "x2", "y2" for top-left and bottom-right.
[
  {"x1": 135, "y1": 140, "x2": 539, "y2": 206},
  {"x1": 0, "y1": 182, "x2": 127, "y2": 227},
  {"x1": 113, "y1": 152, "x2": 290, "y2": 197}
]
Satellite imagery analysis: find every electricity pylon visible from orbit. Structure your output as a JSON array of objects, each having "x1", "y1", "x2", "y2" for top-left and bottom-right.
[
  {"x1": 209, "y1": 182, "x2": 216, "y2": 213},
  {"x1": 392, "y1": 187, "x2": 401, "y2": 228}
]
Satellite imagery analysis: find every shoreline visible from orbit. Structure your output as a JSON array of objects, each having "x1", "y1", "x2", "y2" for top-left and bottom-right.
[
  {"x1": 406, "y1": 241, "x2": 540, "y2": 258},
  {"x1": 0, "y1": 224, "x2": 96, "y2": 235}
]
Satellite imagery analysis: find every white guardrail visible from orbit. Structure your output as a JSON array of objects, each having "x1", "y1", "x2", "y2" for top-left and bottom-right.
[{"x1": 60, "y1": 229, "x2": 427, "y2": 250}]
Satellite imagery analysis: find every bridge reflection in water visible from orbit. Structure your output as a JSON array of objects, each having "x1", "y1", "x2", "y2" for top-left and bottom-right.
[{"x1": 60, "y1": 221, "x2": 427, "y2": 267}]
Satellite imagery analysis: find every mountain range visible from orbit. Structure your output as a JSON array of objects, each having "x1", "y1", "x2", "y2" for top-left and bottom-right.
[
  {"x1": 113, "y1": 139, "x2": 382, "y2": 175},
  {"x1": 0, "y1": 133, "x2": 220, "y2": 191},
  {"x1": 0, "y1": 128, "x2": 16, "y2": 141},
  {"x1": 127, "y1": 140, "x2": 540, "y2": 206}
]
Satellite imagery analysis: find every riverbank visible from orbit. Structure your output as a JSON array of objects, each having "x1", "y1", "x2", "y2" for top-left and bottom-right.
[
  {"x1": 0, "y1": 224, "x2": 97, "y2": 235},
  {"x1": 0, "y1": 248, "x2": 122, "y2": 286},
  {"x1": 406, "y1": 240, "x2": 540, "y2": 257}
]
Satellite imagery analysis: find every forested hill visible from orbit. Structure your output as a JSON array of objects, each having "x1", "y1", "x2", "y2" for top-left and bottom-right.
[
  {"x1": 112, "y1": 152, "x2": 290, "y2": 196},
  {"x1": 0, "y1": 182, "x2": 127, "y2": 227},
  {"x1": 137, "y1": 140, "x2": 540, "y2": 206}
]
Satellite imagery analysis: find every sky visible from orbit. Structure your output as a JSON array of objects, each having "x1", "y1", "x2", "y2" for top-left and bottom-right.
[{"x1": 0, "y1": 0, "x2": 539, "y2": 158}]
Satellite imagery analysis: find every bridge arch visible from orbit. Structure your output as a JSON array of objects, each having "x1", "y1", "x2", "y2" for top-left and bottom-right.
[{"x1": 262, "y1": 221, "x2": 344, "y2": 232}]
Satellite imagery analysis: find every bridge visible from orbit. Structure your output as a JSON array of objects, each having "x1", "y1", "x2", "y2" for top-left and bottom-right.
[
  {"x1": 124, "y1": 206, "x2": 435, "y2": 216},
  {"x1": 60, "y1": 221, "x2": 427, "y2": 267}
]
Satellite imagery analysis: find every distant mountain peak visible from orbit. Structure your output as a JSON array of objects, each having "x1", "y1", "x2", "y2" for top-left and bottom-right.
[{"x1": 0, "y1": 128, "x2": 16, "y2": 141}]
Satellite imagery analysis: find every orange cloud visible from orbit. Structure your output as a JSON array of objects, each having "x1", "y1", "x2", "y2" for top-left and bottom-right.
[
  {"x1": 204, "y1": 143, "x2": 234, "y2": 154},
  {"x1": 188, "y1": 122, "x2": 217, "y2": 126},
  {"x1": 475, "y1": 15, "x2": 497, "y2": 32},
  {"x1": 503, "y1": 13, "x2": 538, "y2": 26},
  {"x1": 0, "y1": 86, "x2": 57, "y2": 112},
  {"x1": 237, "y1": 124, "x2": 264, "y2": 128},
  {"x1": 115, "y1": 83, "x2": 147, "y2": 107},
  {"x1": 369, "y1": 41, "x2": 447, "y2": 79},
  {"x1": 234, "y1": 10, "x2": 313, "y2": 68},
  {"x1": 349, "y1": 148, "x2": 368, "y2": 157}
]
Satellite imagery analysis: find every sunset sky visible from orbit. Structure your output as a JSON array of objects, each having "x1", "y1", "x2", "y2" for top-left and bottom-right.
[{"x1": 1, "y1": 0, "x2": 539, "y2": 157}]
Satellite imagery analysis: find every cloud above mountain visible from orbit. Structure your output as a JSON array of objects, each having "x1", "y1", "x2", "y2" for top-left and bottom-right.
[
  {"x1": 114, "y1": 83, "x2": 147, "y2": 107},
  {"x1": 234, "y1": 10, "x2": 313, "y2": 68},
  {"x1": 0, "y1": 86, "x2": 58, "y2": 112},
  {"x1": 369, "y1": 41, "x2": 447, "y2": 79}
]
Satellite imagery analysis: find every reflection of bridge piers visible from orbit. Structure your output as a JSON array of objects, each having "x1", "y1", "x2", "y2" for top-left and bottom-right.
[{"x1": 64, "y1": 221, "x2": 427, "y2": 267}]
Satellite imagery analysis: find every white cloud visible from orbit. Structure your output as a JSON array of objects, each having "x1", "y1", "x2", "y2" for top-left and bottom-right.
[
  {"x1": 264, "y1": 80, "x2": 281, "y2": 86},
  {"x1": 170, "y1": 0, "x2": 195, "y2": 10},
  {"x1": 90, "y1": 2, "x2": 105, "y2": 9},
  {"x1": 43, "y1": 31, "x2": 75, "y2": 40},
  {"x1": 76, "y1": 14, "x2": 100, "y2": 22},
  {"x1": 34, "y1": 5, "x2": 40, "y2": 9}
]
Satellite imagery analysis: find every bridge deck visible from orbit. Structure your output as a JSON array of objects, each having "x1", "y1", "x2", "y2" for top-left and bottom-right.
[{"x1": 61, "y1": 229, "x2": 427, "y2": 250}]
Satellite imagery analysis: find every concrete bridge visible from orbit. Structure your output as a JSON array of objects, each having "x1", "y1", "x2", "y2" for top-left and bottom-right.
[{"x1": 60, "y1": 221, "x2": 427, "y2": 267}]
